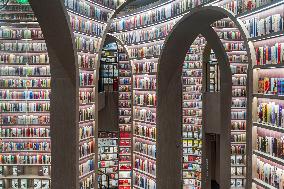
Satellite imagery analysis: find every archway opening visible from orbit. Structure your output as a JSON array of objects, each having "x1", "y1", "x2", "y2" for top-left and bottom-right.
[
  {"x1": 97, "y1": 34, "x2": 133, "y2": 189},
  {"x1": 157, "y1": 6, "x2": 255, "y2": 189}
]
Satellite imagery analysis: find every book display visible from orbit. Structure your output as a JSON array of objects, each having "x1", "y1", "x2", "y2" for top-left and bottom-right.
[
  {"x1": 110, "y1": 0, "x2": 214, "y2": 32},
  {"x1": 117, "y1": 45, "x2": 132, "y2": 189},
  {"x1": 227, "y1": 1, "x2": 284, "y2": 188},
  {"x1": 10, "y1": 0, "x2": 284, "y2": 188},
  {"x1": 64, "y1": 0, "x2": 124, "y2": 187},
  {"x1": 211, "y1": 19, "x2": 249, "y2": 188},
  {"x1": 0, "y1": 1, "x2": 51, "y2": 189},
  {"x1": 100, "y1": 42, "x2": 119, "y2": 92},
  {"x1": 132, "y1": 55, "x2": 157, "y2": 188},
  {"x1": 182, "y1": 36, "x2": 205, "y2": 189},
  {"x1": 113, "y1": 19, "x2": 178, "y2": 45},
  {"x1": 98, "y1": 131, "x2": 119, "y2": 188},
  {"x1": 252, "y1": 53, "x2": 284, "y2": 188},
  {"x1": 111, "y1": 1, "x2": 250, "y2": 189}
]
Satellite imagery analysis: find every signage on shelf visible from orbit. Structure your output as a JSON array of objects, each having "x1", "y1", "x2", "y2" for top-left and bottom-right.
[{"x1": 17, "y1": 0, "x2": 28, "y2": 4}]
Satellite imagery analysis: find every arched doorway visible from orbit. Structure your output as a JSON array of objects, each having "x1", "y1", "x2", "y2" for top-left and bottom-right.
[{"x1": 157, "y1": 6, "x2": 256, "y2": 189}]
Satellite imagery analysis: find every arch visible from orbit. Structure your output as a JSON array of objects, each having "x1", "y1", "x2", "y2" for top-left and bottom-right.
[
  {"x1": 157, "y1": 6, "x2": 256, "y2": 189},
  {"x1": 28, "y1": 1, "x2": 135, "y2": 189},
  {"x1": 28, "y1": 1, "x2": 79, "y2": 189}
]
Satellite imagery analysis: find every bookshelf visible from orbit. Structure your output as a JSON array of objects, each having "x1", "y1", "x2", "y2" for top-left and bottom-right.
[
  {"x1": 98, "y1": 131, "x2": 119, "y2": 188},
  {"x1": 212, "y1": 19, "x2": 249, "y2": 188},
  {"x1": 117, "y1": 44, "x2": 132, "y2": 189},
  {"x1": 182, "y1": 36, "x2": 205, "y2": 189},
  {"x1": 25, "y1": 0, "x2": 284, "y2": 188},
  {"x1": 0, "y1": 1, "x2": 51, "y2": 189},
  {"x1": 132, "y1": 56, "x2": 157, "y2": 189}
]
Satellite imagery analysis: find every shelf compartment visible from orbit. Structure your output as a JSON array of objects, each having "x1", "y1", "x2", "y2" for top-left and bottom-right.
[
  {"x1": 254, "y1": 150, "x2": 284, "y2": 166},
  {"x1": 253, "y1": 178, "x2": 277, "y2": 189}
]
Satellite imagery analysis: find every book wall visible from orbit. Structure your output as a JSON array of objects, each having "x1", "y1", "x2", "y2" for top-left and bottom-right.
[
  {"x1": 110, "y1": 0, "x2": 214, "y2": 33},
  {"x1": 182, "y1": 36, "x2": 206, "y2": 189},
  {"x1": 222, "y1": 1, "x2": 284, "y2": 189},
  {"x1": 64, "y1": 0, "x2": 113, "y2": 187},
  {"x1": 132, "y1": 57, "x2": 157, "y2": 189},
  {"x1": 251, "y1": 35, "x2": 284, "y2": 188},
  {"x1": 212, "y1": 19, "x2": 249, "y2": 188},
  {"x1": 98, "y1": 131, "x2": 119, "y2": 188},
  {"x1": 100, "y1": 44, "x2": 119, "y2": 91},
  {"x1": 113, "y1": 18, "x2": 178, "y2": 45},
  {"x1": 0, "y1": 1, "x2": 51, "y2": 189},
  {"x1": 112, "y1": 9, "x2": 166, "y2": 189},
  {"x1": 117, "y1": 45, "x2": 132, "y2": 189},
  {"x1": 64, "y1": 0, "x2": 112, "y2": 23},
  {"x1": 242, "y1": 5, "x2": 284, "y2": 40},
  {"x1": 214, "y1": 0, "x2": 283, "y2": 16},
  {"x1": 128, "y1": 40, "x2": 164, "y2": 60}
]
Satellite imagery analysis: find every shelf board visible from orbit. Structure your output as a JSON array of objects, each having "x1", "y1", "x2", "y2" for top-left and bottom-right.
[
  {"x1": 0, "y1": 175, "x2": 50, "y2": 179},
  {"x1": 254, "y1": 150, "x2": 284, "y2": 166},
  {"x1": 133, "y1": 168, "x2": 156, "y2": 179},
  {"x1": 183, "y1": 153, "x2": 201, "y2": 156},
  {"x1": 0, "y1": 50, "x2": 47, "y2": 54},
  {"x1": 130, "y1": 55, "x2": 160, "y2": 61},
  {"x1": 73, "y1": 30, "x2": 102, "y2": 39},
  {"x1": 126, "y1": 37, "x2": 165, "y2": 47},
  {"x1": 79, "y1": 153, "x2": 95, "y2": 162},
  {"x1": 1, "y1": 137, "x2": 50, "y2": 140},
  {"x1": 231, "y1": 175, "x2": 246, "y2": 179},
  {"x1": 253, "y1": 122, "x2": 284, "y2": 133},
  {"x1": 79, "y1": 170, "x2": 94, "y2": 180},
  {"x1": 0, "y1": 99, "x2": 50, "y2": 102},
  {"x1": 253, "y1": 178, "x2": 277, "y2": 189},
  {"x1": 231, "y1": 164, "x2": 246, "y2": 167},
  {"x1": 231, "y1": 142, "x2": 246, "y2": 145},
  {"x1": 0, "y1": 111, "x2": 50, "y2": 115},
  {"x1": 183, "y1": 107, "x2": 202, "y2": 110},
  {"x1": 231, "y1": 130, "x2": 246, "y2": 133},
  {"x1": 182, "y1": 169, "x2": 201, "y2": 172},
  {"x1": 1, "y1": 150, "x2": 50, "y2": 154},
  {"x1": 183, "y1": 68, "x2": 202, "y2": 70},
  {"x1": 182, "y1": 76, "x2": 202, "y2": 78},
  {"x1": 253, "y1": 63, "x2": 284, "y2": 69},
  {"x1": 80, "y1": 136, "x2": 95, "y2": 143},
  {"x1": 253, "y1": 93, "x2": 284, "y2": 100},
  {"x1": 231, "y1": 107, "x2": 246, "y2": 110},
  {"x1": 133, "y1": 151, "x2": 156, "y2": 161},
  {"x1": 79, "y1": 119, "x2": 95, "y2": 125},
  {"x1": 133, "y1": 119, "x2": 156, "y2": 126},
  {"x1": 133, "y1": 72, "x2": 156, "y2": 76},
  {"x1": 119, "y1": 161, "x2": 131, "y2": 163},
  {"x1": 0, "y1": 164, "x2": 50, "y2": 166},
  {"x1": 0, "y1": 63, "x2": 49, "y2": 66},
  {"x1": 133, "y1": 185, "x2": 145, "y2": 189},
  {"x1": 183, "y1": 161, "x2": 201, "y2": 165},
  {"x1": 119, "y1": 61, "x2": 130, "y2": 63},
  {"x1": 220, "y1": 38, "x2": 243, "y2": 42},
  {"x1": 183, "y1": 115, "x2": 202, "y2": 118},
  {"x1": 249, "y1": 30, "x2": 284, "y2": 42},
  {"x1": 133, "y1": 134, "x2": 156, "y2": 142}
]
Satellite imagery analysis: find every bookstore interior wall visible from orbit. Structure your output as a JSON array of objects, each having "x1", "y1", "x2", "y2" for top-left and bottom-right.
[{"x1": 2, "y1": 0, "x2": 284, "y2": 189}]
